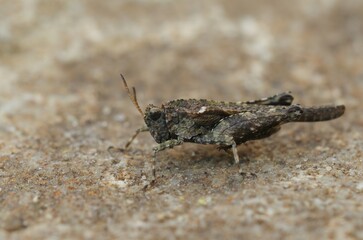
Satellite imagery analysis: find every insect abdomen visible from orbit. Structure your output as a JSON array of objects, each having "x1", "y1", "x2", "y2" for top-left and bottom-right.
[{"x1": 294, "y1": 105, "x2": 345, "y2": 122}]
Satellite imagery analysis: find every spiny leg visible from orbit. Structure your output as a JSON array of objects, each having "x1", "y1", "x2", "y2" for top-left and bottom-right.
[
  {"x1": 244, "y1": 92, "x2": 293, "y2": 106},
  {"x1": 151, "y1": 139, "x2": 184, "y2": 179}
]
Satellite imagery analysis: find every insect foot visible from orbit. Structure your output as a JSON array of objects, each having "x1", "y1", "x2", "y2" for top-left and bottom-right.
[{"x1": 120, "y1": 74, "x2": 345, "y2": 179}]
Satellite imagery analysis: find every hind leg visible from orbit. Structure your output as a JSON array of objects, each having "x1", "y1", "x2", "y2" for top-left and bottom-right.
[{"x1": 194, "y1": 113, "x2": 286, "y2": 173}]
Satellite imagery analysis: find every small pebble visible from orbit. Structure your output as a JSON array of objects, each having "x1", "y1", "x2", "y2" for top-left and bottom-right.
[
  {"x1": 356, "y1": 182, "x2": 363, "y2": 191},
  {"x1": 114, "y1": 114, "x2": 126, "y2": 122}
]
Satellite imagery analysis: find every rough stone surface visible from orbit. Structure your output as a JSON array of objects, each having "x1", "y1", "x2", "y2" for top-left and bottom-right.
[{"x1": 0, "y1": 1, "x2": 362, "y2": 239}]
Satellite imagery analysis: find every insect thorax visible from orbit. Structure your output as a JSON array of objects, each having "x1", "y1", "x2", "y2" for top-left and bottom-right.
[{"x1": 144, "y1": 104, "x2": 170, "y2": 143}]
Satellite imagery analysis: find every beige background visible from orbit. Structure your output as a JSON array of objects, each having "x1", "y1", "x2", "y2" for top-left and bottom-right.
[{"x1": 0, "y1": 0, "x2": 362, "y2": 239}]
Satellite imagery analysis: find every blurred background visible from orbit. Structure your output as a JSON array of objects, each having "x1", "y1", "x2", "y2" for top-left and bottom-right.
[
  {"x1": 0, "y1": 0, "x2": 362, "y2": 239},
  {"x1": 1, "y1": 0, "x2": 361, "y2": 128}
]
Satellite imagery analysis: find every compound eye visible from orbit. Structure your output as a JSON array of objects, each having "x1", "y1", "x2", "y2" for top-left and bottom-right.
[{"x1": 150, "y1": 111, "x2": 161, "y2": 121}]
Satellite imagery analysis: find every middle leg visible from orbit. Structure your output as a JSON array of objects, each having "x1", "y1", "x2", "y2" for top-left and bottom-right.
[{"x1": 151, "y1": 139, "x2": 184, "y2": 178}]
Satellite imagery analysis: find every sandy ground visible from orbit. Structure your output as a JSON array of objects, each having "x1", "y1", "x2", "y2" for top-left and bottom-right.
[{"x1": 1, "y1": 0, "x2": 363, "y2": 239}]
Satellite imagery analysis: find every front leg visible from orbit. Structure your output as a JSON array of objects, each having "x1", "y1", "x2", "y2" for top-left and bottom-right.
[
  {"x1": 151, "y1": 139, "x2": 184, "y2": 178},
  {"x1": 124, "y1": 125, "x2": 149, "y2": 149},
  {"x1": 108, "y1": 125, "x2": 148, "y2": 162}
]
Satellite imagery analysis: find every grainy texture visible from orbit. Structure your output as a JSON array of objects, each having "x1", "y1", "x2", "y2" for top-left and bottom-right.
[{"x1": 0, "y1": 0, "x2": 362, "y2": 239}]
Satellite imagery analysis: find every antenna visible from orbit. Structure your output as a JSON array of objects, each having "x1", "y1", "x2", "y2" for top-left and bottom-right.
[{"x1": 120, "y1": 74, "x2": 144, "y2": 116}]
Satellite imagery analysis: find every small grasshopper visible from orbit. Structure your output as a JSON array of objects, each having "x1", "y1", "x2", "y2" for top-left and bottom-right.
[{"x1": 119, "y1": 75, "x2": 345, "y2": 178}]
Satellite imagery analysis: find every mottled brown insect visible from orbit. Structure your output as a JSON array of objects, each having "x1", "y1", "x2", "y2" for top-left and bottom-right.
[{"x1": 118, "y1": 75, "x2": 345, "y2": 177}]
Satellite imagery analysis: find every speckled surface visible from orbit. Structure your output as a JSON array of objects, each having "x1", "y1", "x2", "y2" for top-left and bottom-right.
[{"x1": 0, "y1": 0, "x2": 362, "y2": 239}]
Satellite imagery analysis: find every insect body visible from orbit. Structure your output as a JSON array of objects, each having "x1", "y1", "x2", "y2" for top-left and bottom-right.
[{"x1": 120, "y1": 75, "x2": 345, "y2": 177}]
